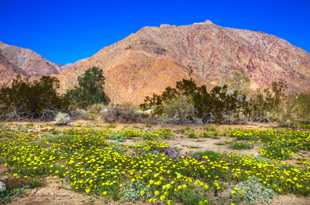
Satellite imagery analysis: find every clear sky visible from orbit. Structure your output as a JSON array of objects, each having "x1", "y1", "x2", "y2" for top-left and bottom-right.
[{"x1": 1, "y1": 0, "x2": 309, "y2": 65}]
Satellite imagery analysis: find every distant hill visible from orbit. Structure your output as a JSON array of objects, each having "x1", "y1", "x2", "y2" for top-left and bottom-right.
[{"x1": 0, "y1": 42, "x2": 59, "y2": 85}]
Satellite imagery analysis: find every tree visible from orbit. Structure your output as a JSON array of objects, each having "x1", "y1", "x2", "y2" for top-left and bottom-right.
[{"x1": 65, "y1": 67, "x2": 109, "y2": 108}]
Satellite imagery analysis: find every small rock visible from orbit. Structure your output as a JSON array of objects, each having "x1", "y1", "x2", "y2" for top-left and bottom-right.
[
  {"x1": 0, "y1": 181, "x2": 6, "y2": 192},
  {"x1": 54, "y1": 112, "x2": 71, "y2": 126}
]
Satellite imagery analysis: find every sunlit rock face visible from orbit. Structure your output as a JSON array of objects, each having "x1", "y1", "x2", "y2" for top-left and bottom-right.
[{"x1": 0, "y1": 42, "x2": 59, "y2": 84}]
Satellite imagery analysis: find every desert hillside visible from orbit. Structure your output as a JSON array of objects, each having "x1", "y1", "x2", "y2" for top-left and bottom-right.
[
  {"x1": 0, "y1": 42, "x2": 59, "y2": 84},
  {"x1": 57, "y1": 20, "x2": 310, "y2": 104}
]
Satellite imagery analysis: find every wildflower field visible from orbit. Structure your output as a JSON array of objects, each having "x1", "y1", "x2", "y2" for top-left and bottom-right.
[{"x1": 0, "y1": 123, "x2": 309, "y2": 205}]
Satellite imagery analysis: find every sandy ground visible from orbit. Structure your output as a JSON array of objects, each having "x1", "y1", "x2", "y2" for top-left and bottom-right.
[
  {"x1": 120, "y1": 136, "x2": 259, "y2": 156},
  {"x1": 8, "y1": 177, "x2": 147, "y2": 205},
  {"x1": 7, "y1": 177, "x2": 310, "y2": 205}
]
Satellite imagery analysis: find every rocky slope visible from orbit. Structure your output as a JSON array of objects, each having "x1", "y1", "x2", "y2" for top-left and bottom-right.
[
  {"x1": 0, "y1": 42, "x2": 59, "y2": 85},
  {"x1": 57, "y1": 20, "x2": 310, "y2": 104}
]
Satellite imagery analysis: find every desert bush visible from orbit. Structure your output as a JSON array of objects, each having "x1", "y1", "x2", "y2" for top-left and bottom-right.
[
  {"x1": 231, "y1": 176, "x2": 274, "y2": 205},
  {"x1": 0, "y1": 177, "x2": 43, "y2": 204},
  {"x1": 141, "y1": 78, "x2": 289, "y2": 124},
  {"x1": 279, "y1": 92, "x2": 310, "y2": 128},
  {"x1": 259, "y1": 140, "x2": 294, "y2": 160},
  {"x1": 160, "y1": 95, "x2": 197, "y2": 123},
  {"x1": 182, "y1": 127, "x2": 198, "y2": 138},
  {"x1": 65, "y1": 67, "x2": 109, "y2": 109},
  {"x1": 230, "y1": 141, "x2": 254, "y2": 150},
  {"x1": 120, "y1": 181, "x2": 152, "y2": 202},
  {"x1": 87, "y1": 103, "x2": 107, "y2": 114},
  {"x1": 55, "y1": 112, "x2": 71, "y2": 126},
  {"x1": 101, "y1": 104, "x2": 149, "y2": 123},
  {"x1": 0, "y1": 76, "x2": 68, "y2": 120},
  {"x1": 175, "y1": 188, "x2": 208, "y2": 205},
  {"x1": 70, "y1": 109, "x2": 95, "y2": 120}
]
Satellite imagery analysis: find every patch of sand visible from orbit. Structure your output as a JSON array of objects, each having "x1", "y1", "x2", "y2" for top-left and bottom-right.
[{"x1": 166, "y1": 137, "x2": 259, "y2": 156}]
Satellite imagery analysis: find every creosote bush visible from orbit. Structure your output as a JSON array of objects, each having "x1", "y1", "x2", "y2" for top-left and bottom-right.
[
  {"x1": 141, "y1": 78, "x2": 287, "y2": 124},
  {"x1": 101, "y1": 104, "x2": 149, "y2": 123},
  {"x1": 0, "y1": 76, "x2": 68, "y2": 120}
]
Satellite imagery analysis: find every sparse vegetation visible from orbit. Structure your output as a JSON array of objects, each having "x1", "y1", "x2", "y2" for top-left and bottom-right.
[
  {"x1": 141, "y1": 78, "x2": 287, "y2": 124},
  {"x1": 230, "y1": 141, "x2": 254, "y2": 150},
  {"x1": 101, "y1": 104, "x2": 148, "y2": 123}
]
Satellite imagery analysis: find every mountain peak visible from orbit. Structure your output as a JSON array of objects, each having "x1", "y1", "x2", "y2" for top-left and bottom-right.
[{"x1": 204, "y1": 19, "x2": 214, "y2": 24}]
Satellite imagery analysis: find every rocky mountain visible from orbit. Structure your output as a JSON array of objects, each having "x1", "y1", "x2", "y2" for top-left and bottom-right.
[
  {"x1": 0, "y1": 42, "x2": 59, "y2": 85},
  {"x1": 57, "y1": 20, "x2": 310, "y2": 104}
]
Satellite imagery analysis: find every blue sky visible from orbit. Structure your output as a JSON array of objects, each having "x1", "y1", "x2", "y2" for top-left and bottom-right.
[{"x1": 1, "y1": 0, "x2": 309, "y2": 64}]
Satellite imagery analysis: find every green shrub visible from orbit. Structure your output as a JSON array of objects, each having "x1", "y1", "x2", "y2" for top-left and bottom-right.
[
  {"x1": 200, "y1": 131, "x2": 219, "y2": 139},
  {"x1": 260, "y1": 140, "x2": 294, "y2": 160},
  {"x1": 182, "y1": 127, "x2": 197, "y2": 138},
  {"x1": 141, "y1": 78, "x2": 289, "y2": 124},
  {"x1": 230, "y1": 141, "x2": 254, "y2": 150},
  {"x1": 161, "y1": 95, "x2": 196, "y2": 123},
  {"x1": 65, "y1": 67, "x2": 109, "y2": 109},
  {"x1": 176, "y1": 188, "x2": 208, "y2": 205},
  {"x1": 192, "y1": 150, "x2": 222, "y2": 161},
  {"x1": 101, "y1": 104, "x2": 148, "y2": 123},
  {"x1": 120, "y1": 181, "x2": 152, "y2": 202},
  {"x1": 0, "y1": 177, "x2": 43, "y2": 204},
  {"x1": 0, "y1": 76, "x2": 68, "y2": 120},
  {"x1": 231, "y1": 176, "x2": 274, "y2": 205}
]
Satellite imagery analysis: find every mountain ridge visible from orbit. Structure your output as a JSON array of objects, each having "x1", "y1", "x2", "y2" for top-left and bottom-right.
[
  {"x1": 0, "y1": 42, "x2": 59, "y2": 85},
  {"x1": 57, "y1": 21, "x2": 310, "y2": 104}
]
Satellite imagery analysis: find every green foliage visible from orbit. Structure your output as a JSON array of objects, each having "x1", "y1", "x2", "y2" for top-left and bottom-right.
[
  {"x1": 248, "y1": 81, "x2": 287, "y2": 121},
  {"x1": 65, "y1": 67, "x2": 109, "y2": 108},
  {"x1": 295, "y1": 93, "x2": 310, "y2": 120},
  {"x1": 182, "y1": 127, "x2": 198, "y2": 138},
  {"x1": 0, "y1": 177, "x2": 43, "y2": 204},
  {"x1": 231, "y1": 176, "x2": 274, "y2": 205},
  {"x1": 102, "y1": 104, "x2": 148, "y2": 123},
  {"x1": 0, "y1": 76, "x2": 68, "y2": 119},
  {"x1": 230, "y1": 141, "x2": 254, "y2": 150},
  {"x1": 192, "y1": 150, "x2": 222, "y2": 161},
  {"x1": 161, "y1": 95, "x2": 196, "y2": 123},
  {"x1": 280, "y1": 92, "x2": 310, "y2": 127},
  {"x1": 141, "y1": 78, "x2": 288, "y2": 123},
  {"x1": 175, "y1": 188, "x2": 208, "y2": 205},
  {"x1": 260, "y1": 140, "x2": 294, "y2": 160},
  {"x1": 120, "y1": 181, "x2": 152, "y2": 202},
  {"x1": 231, "y1": 129, "x2": 310, "y2": 160}
]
